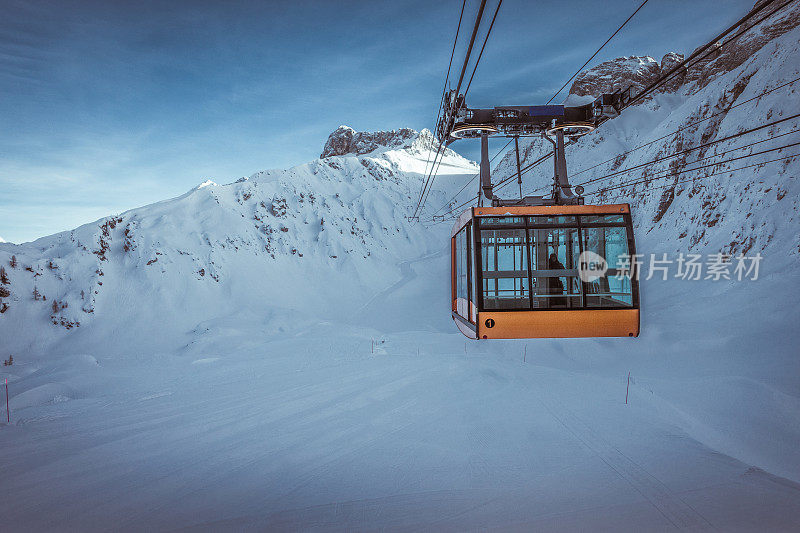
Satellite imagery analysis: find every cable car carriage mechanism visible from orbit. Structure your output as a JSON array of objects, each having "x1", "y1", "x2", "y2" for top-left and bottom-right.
[{"x1": 439, "y1": 91, "x2": 640, "y2": 339}]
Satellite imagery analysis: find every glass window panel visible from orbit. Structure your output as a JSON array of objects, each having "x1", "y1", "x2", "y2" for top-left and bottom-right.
[
  {"x1": 479, "y1": 216, "x2": 525, "y2": 226},
  {"x1": 582, "y1": 214, "x2": 625, "y2": 224},
  {"x1": 528, "y1": 215, "x2": 577, "y2": 225},
  {"x1": 469, "y1": 224, "x2": 476, "y2": 307},
  {"x1": 480, "y1": 228, "x2": 529, "y2": 310},
  {"x1": 528, "y1": 226, "x2": 581, "y2": 309},
  {"x1": 582, "y1": 226, "x2": 633, "y2": 308},
  {"x1": 531, "y1": 276, "x2": 582, "y2": 309},
  {"x1": 456, "y1": 228, "x2": 468, "y2": 303}
]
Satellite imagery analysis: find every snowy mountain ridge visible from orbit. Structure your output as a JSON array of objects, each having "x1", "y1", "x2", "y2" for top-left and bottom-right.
[
  {"x1": 0, "y1": 130, "x2": 475, "y2": 354},
  {"x1": 320, "y1": 125, "x2": 437, "y2": 158}
]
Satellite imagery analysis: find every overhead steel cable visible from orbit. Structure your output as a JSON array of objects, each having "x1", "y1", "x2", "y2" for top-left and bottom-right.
[
  {"x1": 489, "y1": 1, "x2": 799, "y2": 208},
  {"x1": 593, "y1": 150, "x2": 800, "y2": 198},
  {"x1": 413, "y1": 0, "x2": 489, "y2": 218},
  {"x1": 591, "y1": 137, "x2": 800, "y2": 194},
  {"x1": 622, "y1": 0, "x2": 789, "y2": 109},
  {"x1": 426, "y1": 137, "x2": 513, "y2": 218},
  {"x1": 590, "y1": 128, "x2": 800, "y2": 192},
  {"x1": 484, "y1": 91, "x2": 799, "y2": 202},
  {"x1": 425, "y1": 147, "x2": 554, "y2": 222},
  {"x1": 570, "y1": 75, "x2": 800, "y2": 180},
  {"x1": 546, "y1": 0, "x2": 651, "y2": 105},
  {"x1": 451, "y1": 0, "x2": 488, "y2": 100},
  {"x1": 413, "y1": 0, "x2": 468, "y2": 218},
  {"x1": 522, "y1": 126, "x2": 800, "y2": 198},
  {"x1": 514, "y1": 76, "x2": 800, "y2": 196},
  {"x1": 490, "y1": 122, "x2": 800, "y2": 208},
  {"x1": 425, "y1": 0, "x2": 796, "y2": 221},
  {"x1": 575, "y1": 111, "x2": 800, "y2": 187},
  {"x1": 464, "y1": 0, "x2": 503, "y2": 98}
]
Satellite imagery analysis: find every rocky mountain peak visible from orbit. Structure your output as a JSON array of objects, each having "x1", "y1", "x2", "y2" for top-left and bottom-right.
[
  {"x1": 568, "y1": 1, "x2": 800, "y2": 100},
  {"x1": 321, "y1": 126, "x2": 419, "y2": 158},
  {"x1": 568, "y1": 55, "x2": 679, "y2": 98}
]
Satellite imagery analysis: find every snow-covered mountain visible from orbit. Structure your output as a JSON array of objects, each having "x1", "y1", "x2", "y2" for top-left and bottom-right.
[
  {"x1": 0, "y1": 128, "x2": 476, "y2": 354},
  {"x1": 1, "y1": 2, "x2": 799, "y2": 529}
]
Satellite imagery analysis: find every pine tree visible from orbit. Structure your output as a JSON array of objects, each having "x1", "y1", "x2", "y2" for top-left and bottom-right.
[
  {"x1": 52, "y1": 300, "x2": 59, "y2": 314},
  {"x1": 33, "y1": 286, "x2": 40, "y2": 301},
  {"x1": 0, "y1": 287, "x2": 9, "y2": 298},
  {"x1": 0, "y1": 266, "x2": 8, "y2": 284},
  {"x1": 9, "y1": 255, "x2": 17, "y2": 268}
]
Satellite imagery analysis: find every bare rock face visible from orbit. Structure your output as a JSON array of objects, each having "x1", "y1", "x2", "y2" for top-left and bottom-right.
[
  {"x1": 660, "y1": 52, "x2": 685, "y2": 74},
  {"x1": 568, "y1": 0, "x2": 799, "y2": 100},
  {"x1": 686, "y1": 0, "x2": 800, "y2": 87},
  {"x1": 321, "y1": 126, "x2": 419, "y2": 158},
  {"x1": 659, "y1": 52, "x2": 687, "y2": 92},
  {"x1": 569, "y1": 56, "x2": 662, "y2": 97}
]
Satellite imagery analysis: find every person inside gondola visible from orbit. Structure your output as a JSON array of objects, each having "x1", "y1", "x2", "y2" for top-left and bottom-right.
[{"x1": 548, "y1": 253, "x2": 566, "y2": 307}]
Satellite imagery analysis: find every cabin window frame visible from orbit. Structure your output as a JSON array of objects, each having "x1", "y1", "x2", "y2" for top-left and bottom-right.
[
  {"x1": 473, "y1": 213, "x2": 639, "y2": 312},
  {"x1": 452, "y1": 220, "x2": 477, "y2": 324}
]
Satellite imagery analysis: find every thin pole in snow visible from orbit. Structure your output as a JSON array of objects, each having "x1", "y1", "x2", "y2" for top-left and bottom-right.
[
  {"x1": 5, "y1": 378, "x2": 8, "y2": 423},
  {"x1": 524, "y1": 345, "x2": 527, "y2": 363},
  {"x1": 625, "y1": 371, "x2": 630, "y2": 405}
]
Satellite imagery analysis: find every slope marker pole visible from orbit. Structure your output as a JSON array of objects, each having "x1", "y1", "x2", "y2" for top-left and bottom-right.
[
  {"x1": 5, "y1": 377, "x2": 9, "y2": 423},
  {"x1": 625, "y1": 372, "x2": 630, "y2": 405}
]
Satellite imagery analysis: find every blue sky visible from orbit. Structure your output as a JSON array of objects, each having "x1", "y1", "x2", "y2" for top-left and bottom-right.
[{"x1": 1, "y1": 0, "x2": 755, "y2": 243}]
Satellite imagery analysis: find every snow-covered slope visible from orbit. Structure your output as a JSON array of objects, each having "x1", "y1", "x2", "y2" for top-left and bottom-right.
[
  {"x1": 1, "y1": 2, "x2": 799, "y2": 529},
  {"x1": 0, "y1": 128, "x2": 476, "y2": 355}
]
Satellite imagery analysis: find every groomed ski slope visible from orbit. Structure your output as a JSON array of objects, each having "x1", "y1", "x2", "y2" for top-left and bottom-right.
[
  {"x1": 2, "y1": 9, "x2": 800, "y2": 527},
  {"x1": 1, "y1": 245, "x2": 799, "y2": 531}
]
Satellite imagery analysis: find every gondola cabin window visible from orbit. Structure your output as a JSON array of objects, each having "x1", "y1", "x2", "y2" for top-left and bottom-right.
[
  {"x1": 453, "y1": 224, "x2": 473, "y2": 321},
  {"x1": 582, "y1": 225, "x2": 633, "y2": 306},
  {"x1": 480, "y1": 226, "x2": 529, "y2": 310},
  {"x1": 474, "y1": 214, "x2": 635, "y2": 311}
]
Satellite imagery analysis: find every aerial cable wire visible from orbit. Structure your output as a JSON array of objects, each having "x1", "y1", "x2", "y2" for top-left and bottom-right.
[
  {"x1": 464, "y1": 0, "x2": 503, "y2": 98},
  {"x1": 422, "y1": 0, "x2": 467, "y2": 180},
  {"x1": 414, "y1": 0, "x2": 488, "y2": 218},
  {"x1": 581, "y1": 128, "x2": 800, "y2": 193},
  {"x1": 565, "y1": 0, "x2": 794, "y2": 187},
  {"x1": 590, "y1": 136, "x2": 800, "y2": 194},
  {"x1": 422, "y1": 0, "x2": 502, "y2": 213},
  {"x1": 622, "y1": 0, "x2": 788, "y2": 108},
  {"x1": 574, "y1": 111, "x2": 800, "y2": 187},
  {"x1": 523, "y1": 125, "x2": 800, "y2": 197},
  {"x1": 546, "y1": 0, "x2": 651, "y2": 105},
  {"x1": 431, "y1": 127, "x2": 800, "y2": 221},
  {"x1": 427, "y1": 137, "x2": 513, "y2": 218},
  {"x1": 570, "y1": 75, "x2": 800, "y2": 180},
  {"x1": 414, "y1": 0, "x2": 468, "y2": 218},
  {"x1": 590, "y1": 141, "x2": 800, "y2": 196}
]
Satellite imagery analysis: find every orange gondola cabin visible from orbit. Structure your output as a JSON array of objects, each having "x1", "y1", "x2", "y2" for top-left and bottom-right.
[{"x1": 450, "y1": 204, "x2": 640, "y2": 339}]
